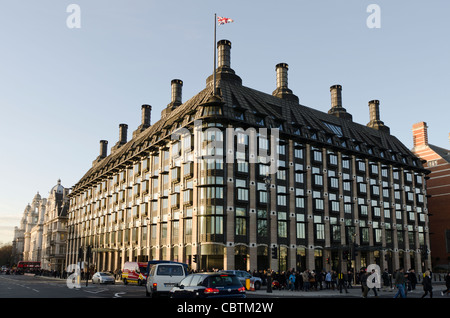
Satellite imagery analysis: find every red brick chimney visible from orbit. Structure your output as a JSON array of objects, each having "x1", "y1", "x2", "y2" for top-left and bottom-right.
[{"x1": 412, "y1": 122, "x2": 428, "y2": 148}]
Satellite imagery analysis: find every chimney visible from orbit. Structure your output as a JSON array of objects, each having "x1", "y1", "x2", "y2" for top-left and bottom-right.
[
  {"x1": 276, "y1": 63, "x2": 289, "y2": 89},
  {"x1": 217, "y1": 39, "x2": 232, "y2": 71},
  {"x1": 119, "y1": 123, "x2": 128, "y2": 144},
  {"x1": 170, "y1": 79, "x2": 183, "y2": 107},
  {"x1": 367, "y1": 100, "x2": 390, "y2": 133},
  {"x1": 272, "y1": 63, "x2": 299, "y2": 103},
  {"x1": 93, "y1": 140, "x2": 108, "y2": 165},
  {"x1": 412, "y1": 122, "x2": 428, "y2": 149},
  {"x1": 141, "y1": 104, "x2": 152, "y2": 128},
  {"x1": 206, "y1": 39, "x2": 242, "y2": 89},
  {"x1": 330, "y1": 85, "x2": 342, "y2": 109},
  {"x1": 111, "y1": 124, "x2": 128, "y2": 153},
  {"x1": 99, "y1": 140, "x2": 108, "y2": 158},
  {"x1": 133, "y1": 104, "x2": 152, "y2": 138},
  {"x1": 327, "y1": 85, "x2": 352, "y2": 121}
]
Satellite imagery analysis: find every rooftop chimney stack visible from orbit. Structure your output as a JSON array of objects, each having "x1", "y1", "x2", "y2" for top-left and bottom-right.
[
  {"x1": 276, "y1": 63, "x2": 289, "y2": 89},
  {"x1": 93, "y1": 140, "x2": 108, "y2": 165},
  {"x1": 99, "y1": 140, "x2": 108, "y2": 158},
  {"x1": 367, "y1": 100, "x2": 390, "y2": 133},
  {"x1": 111, "y1": 123, "x2": 128, "y2": 153},
  {"x1": 328, "y1": 85, "x2": 352, "y2": 121},
  {"x1": 141, "y1": 104, "x2": 152, "y2": 128},
  {"x1": 330, "y1": 85, "x2": 343, "y2": 109},
  {"x1": 217, "y1": 39, "x2": 232, "y2": 71},
  {"x1": 412, "y1": 122, "x2": 428, "y2": 149},
  {"x1": 119, "y1": 123, "x2": 128, "y2": 144},
  {"x1": 206, "y1": 39, "x2": 242, "y2": 90},
  {"x1": 272, "y1": 63, "x2": 299, "y2": 103},
  {"x1": 170, "y1": 79, "x2": 183, "y2": 107}
]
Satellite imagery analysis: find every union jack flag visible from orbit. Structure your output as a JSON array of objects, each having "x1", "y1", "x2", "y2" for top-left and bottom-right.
[{"x1": 217, "y1": 16, "x2": 234, "y2": 25}]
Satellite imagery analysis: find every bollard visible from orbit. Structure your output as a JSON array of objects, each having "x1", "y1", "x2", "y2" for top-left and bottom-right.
[{"x1": 246, "y1": 278, "x2": 250, "y2": 290}]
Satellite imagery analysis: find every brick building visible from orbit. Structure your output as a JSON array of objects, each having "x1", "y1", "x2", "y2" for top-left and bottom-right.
[
  {"x1": 412, "y1": 122, "x2": 450, "y2": 270},
  {"x1": 66, "y1": 40, "x2": 431, "y2": 274}
]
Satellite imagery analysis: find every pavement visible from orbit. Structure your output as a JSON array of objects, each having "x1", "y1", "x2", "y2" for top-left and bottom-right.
[{"x1": 249, "y1": 282, "x2": 448, "y2": 298}]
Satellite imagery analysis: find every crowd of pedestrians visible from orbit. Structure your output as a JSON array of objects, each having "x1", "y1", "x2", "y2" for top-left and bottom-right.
[{"x1": 249, "y1": 267, "x2": 450, "y2": 298}]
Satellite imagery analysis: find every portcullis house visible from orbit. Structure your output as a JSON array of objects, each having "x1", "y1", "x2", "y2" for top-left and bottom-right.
[{"x1": 66, "y1": 40, "x2": 431, "y2": 274}]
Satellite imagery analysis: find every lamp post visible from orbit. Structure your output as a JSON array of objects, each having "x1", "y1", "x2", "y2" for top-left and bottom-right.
[{"x1": 264, "y1": 173, "x2": 272, "y2": 293}]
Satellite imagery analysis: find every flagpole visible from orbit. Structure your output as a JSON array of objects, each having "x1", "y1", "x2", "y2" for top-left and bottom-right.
[{"x1": 213, "y1": 13, "x2": 217, "y2": 96}]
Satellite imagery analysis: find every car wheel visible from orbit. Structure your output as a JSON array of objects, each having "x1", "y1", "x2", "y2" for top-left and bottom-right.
[
  {"x1": 145, "y1": 285, "x2": 150, "y2": 297},
  {"x1": 123, "y1": 278, "x2": 127, "y2": 285}
]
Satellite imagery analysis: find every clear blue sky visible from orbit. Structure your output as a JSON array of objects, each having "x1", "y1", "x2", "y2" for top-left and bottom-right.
[{"x1": 1, "y1": 0, "x2": 449, "y2": 244}]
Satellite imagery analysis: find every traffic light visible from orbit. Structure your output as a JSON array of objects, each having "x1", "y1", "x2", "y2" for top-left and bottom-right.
[
  {"x1": 271, "y1": 247, "x2": 278, "y2": 259},
  {"x1": 193, "y1": 255, "x2": 198, "y2": 263},
  {"x1": 326, "y1": 257, "x2": 330, "y2": 264},
  {"x1": 352, "y1": 243, "x2": 359, "y2": 260}
]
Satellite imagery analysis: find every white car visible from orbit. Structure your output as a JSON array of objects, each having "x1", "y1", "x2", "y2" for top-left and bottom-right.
[
  {"x1": 92, "y1": 272, "x2": 115, "y2": 284},
  {"x1": 145, "y1": 263, "x2": 187, "y2": 297}
]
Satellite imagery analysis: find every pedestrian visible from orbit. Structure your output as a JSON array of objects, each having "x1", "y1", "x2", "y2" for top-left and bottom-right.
[
  {"x1": 302, "y1": 269, "x2": 310, "y2": 291},
  {"x1": 393, "y1": 268, "x2": 407, "y2": 298},
  {"x1": 368, "y1": 269, "x2": 378, "y2": 297},
  {"x1": 441, "y1": 272, "x2": 450, "y2": 296},
  {"x1": 325, "y1": 271, "x2": 332, "y2": 289},
  {"x1": 346, "y1": 270, "x2": 353, "y2": 289},
  {"x1": 408, "y1": 268, "x2": 417, "y2": 291},
  {"x1": 338, "y1": 272, "x2": 349, "y2": 294},
  {"x1": 382, "y1": 268, "x2": 391, "y2": 292},
  {"x1": 288, "y1": 271, "x2": 296, "y2": 291},
  {"x1": 421, "y1": 271, "x2": 433, "y2": 298},
  {"x1": 360, "y1": 268, "x2": 369, "y2": 298}
]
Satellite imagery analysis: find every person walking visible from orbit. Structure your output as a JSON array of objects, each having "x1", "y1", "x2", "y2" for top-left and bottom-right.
[
  {"x1": 360, "y1": 268, "x2": 369, "y2": 298},
  {"x1": 288, "y1": 271, "x2": 296, "y2": 291},
  {"x1": 441, "y1": 272, "x2": 450, "y2": 296},
  {"x1": 338, "y1": 271, "x2": 349, "y2": 294},
  {"x1": 408, "y1": 268, "x2": 417, "y2": 291},
  {"x1": 421, "y1": 270, "x2": 433, "y2": 298},
  {"x1": 302, "y1": 270, "x2": 310, "y2": 291},
  {"x1": 393, "y1": 268, "x2": 407, "y2": 298},
  {"x1": 382, "y1": 268, "x2": 391, "y2": 292}
]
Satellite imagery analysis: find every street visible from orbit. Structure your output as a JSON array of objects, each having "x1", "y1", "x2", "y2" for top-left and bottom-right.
[
  {"x1": 0, "y1": 274, "x2": 448, "y2": 299},
  {"x1": 0, "y1": 274, "x2": 145, "y2": 298}
]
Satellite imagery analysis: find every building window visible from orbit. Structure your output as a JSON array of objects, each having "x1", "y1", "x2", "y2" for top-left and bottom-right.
[
  {"x1": 235, "y1": 207, "x2": 247, "y2": 236},
  {"x1": 257, "y1": 209, "x2": 268, "y2": 237},
  {"x1": 296, "y1": 214, "x2": 306, "y2": 239},
  {"x1": 278, "y1": 212, "x2": 288, "y2": 238}
]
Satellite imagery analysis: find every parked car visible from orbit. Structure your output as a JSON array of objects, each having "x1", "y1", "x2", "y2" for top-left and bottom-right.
[
  {"x1": 145, "y1": 263, "x2": 187, "y2": 297},
  {"x1": 169, "y1": 272, "x2": 246, "y2": 299},
  {"x1": 92, "y1": 272, "x2": 115, "y2": 284},
  {"x1": 223, "y1": 270, "x2": 262, "y2": 290},
  {"x1": 122, "y1": 262, "x2": 148, "y2": 286}
]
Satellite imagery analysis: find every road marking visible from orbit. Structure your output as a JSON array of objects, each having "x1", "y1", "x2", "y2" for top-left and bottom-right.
[
  {"x1": 114, "y1": 292, "x2": 126, "y2": 298},
  {"x1": 32, "y1": 289, "x2": 39, "y2": 292}
]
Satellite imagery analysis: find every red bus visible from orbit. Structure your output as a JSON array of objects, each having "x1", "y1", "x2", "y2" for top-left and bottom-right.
[{"x1": 17, "y1": 261, "x2": 41, "y2": 273}]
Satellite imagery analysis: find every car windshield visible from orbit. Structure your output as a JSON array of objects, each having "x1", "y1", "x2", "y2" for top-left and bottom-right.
[
  {"x1": 156, "y1": 265, "x2": 184, "y2": 276},
  {"x1": 99, "y1": 273, "x2": 113, "y2": 276},
  {"x1": 208, "y1": 275, "x2": 241, "y2": 287}
]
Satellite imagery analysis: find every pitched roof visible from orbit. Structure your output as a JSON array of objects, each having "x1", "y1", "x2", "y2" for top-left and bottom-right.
[{"x1": 70, "y1": 57, "x2": 427, "y2": 193}]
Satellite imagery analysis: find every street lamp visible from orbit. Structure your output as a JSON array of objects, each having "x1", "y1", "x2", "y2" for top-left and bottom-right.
[{"x1": 264, "y1": 173, "x2": 272, "y2": 293}]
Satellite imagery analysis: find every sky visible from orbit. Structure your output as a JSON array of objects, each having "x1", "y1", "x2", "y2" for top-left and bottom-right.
[{"x1": 0, "y1": 0, "x2": 449, "y2": 245}]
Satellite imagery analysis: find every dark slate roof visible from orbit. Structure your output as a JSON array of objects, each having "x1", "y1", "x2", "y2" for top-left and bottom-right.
[
  {"x1": 428, "y1": 144, "x2": 450, "y2": 163},
  {"x1": 70, "y1": 67, "x2": 426, "y2": 193}
]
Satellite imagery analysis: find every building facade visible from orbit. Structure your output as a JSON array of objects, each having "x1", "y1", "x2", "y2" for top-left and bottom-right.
[
  {"x1": 66, "y1": 40, "x2": 431, "y2": 274},
  {"x1": 412, "y1": 122, "x2": 450, "y2": 269},
  {"x1": 11, "y1": 180, "x2": 69, "y2": 272},
  {"x1": 41, "y1": 179, "x2": 70, "y2": 272}
]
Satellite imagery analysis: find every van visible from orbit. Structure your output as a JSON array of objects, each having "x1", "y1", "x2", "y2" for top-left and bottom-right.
[
  {"x1": 145, "y1": 263, "x2": 187, "y2": 297},
  {"x1": 122, "y1": 262, "x2": 148, "y2": 286}
]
